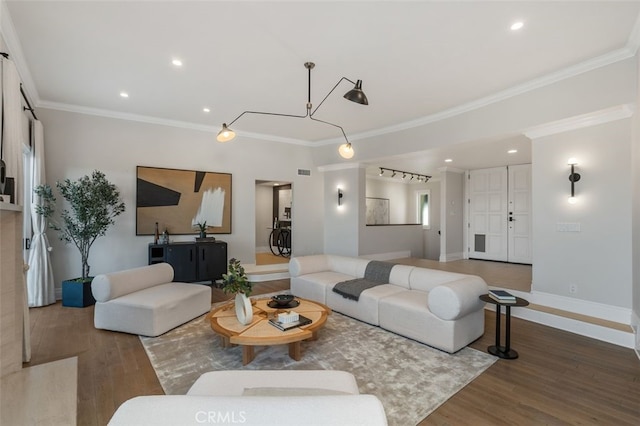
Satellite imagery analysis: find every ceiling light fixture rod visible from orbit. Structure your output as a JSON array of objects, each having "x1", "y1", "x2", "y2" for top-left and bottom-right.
[
  {"x1": 379, "y1": 167, "x2": 431, "y2": 183},
  {"x1": 216, "y1": 61, "x2": 368, "y2": 159}
]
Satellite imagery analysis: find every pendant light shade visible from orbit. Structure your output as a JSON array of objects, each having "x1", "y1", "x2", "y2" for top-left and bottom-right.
[
  {"x1": 338, "y1": 143, "x2": 354, "y2": 159},
  {"x1": 343, "y1": 80, "x2": 368, "y2": 105},
  {"x1": 216, "y1": 123, "x2": 236, "y2": 142}
]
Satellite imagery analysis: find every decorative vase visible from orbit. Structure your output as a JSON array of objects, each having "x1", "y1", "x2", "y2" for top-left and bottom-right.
[
  {"x1": 199, "y1": 230, "x2": 206, "y2": 239},
  {"x1": 235, "y1": 293, "x2": 253, "y2": 325}
]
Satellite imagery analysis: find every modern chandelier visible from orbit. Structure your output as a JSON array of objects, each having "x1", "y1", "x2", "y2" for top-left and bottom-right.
[{"x1": 216, "y1": 62, "x2": 369, "y2": 159}]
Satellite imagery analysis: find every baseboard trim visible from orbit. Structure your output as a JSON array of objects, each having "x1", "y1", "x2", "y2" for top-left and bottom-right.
[
  {"x1": 632, "y1": 311, "x2": 640, "y2": 359},
  {"x1": 485, "y1": 287, "x2": 634, "y2": 348},
  {"x1": 439, "y1": 252, "x2": 464, "y2": 262}
]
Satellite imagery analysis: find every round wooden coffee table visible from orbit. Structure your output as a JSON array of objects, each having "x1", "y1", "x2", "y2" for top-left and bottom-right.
[{"x1": 208, "y1": 297, "x2": 331, "y2": 365}]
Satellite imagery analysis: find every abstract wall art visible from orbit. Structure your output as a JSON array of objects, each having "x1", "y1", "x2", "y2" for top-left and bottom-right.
[
  {"x1": 136, "y1": 166, "x2": 232, "y2": 235},
  {"x1": 366, "y1": 197, "x2": 390, "y2": 225}
]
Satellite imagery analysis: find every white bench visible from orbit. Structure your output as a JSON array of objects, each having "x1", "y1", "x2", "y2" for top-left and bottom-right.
[{"x1": 92, "y1": 263, "x2": 211, "y2": 337}]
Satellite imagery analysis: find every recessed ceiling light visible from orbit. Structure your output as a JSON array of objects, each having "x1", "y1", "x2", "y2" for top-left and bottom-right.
[
  {"x1": 510, "y1": 21, "x2": 524, "y2": 31},
  {"x1": 119, "y1": 91, "x2": 129, "y2": 98},
  {"x1": 444, "y1": 158, "x2": 453, "y2": 163},
  {"x1": 203, "y1": 107, "x2": 210, "y2": 113},
  {"x1": 172, "y1": 59, "x2": 183, "y2": 67},
  {"x1": 508, "y1": 149, "x2": 518, "y2": 154}
]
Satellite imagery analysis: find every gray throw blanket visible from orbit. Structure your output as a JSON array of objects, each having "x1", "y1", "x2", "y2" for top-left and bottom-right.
[{"x1": 332, "y1": 261, "x2": 395, "y2": 301}]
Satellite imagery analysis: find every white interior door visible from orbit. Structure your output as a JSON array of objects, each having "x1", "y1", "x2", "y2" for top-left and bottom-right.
[
  {"x1": 507, "y1": 164, "x2": 532, "y2": 264},
  {"x1": 468, "y1": 167, "x2": 508, "y2": 261}
]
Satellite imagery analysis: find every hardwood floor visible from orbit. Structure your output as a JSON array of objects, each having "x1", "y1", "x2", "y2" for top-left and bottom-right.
[
  {"x1": 25, "y1": 278, "x2": 639, "y2": 425},
  {"x1": 393, "y1": 257, "x2": 532, "y2": 292}
]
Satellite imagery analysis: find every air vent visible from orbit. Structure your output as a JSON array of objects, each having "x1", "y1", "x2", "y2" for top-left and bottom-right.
[{"x1": 297, "y1": 169, "x2": 311, "y2": 176}]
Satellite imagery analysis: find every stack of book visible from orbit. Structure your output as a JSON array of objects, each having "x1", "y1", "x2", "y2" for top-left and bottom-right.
[
  {"x1": 269, "y1": 314, "x2": 312, "y2": 331},
  {"x1": 488, "y1": 289, "x2": 517, "y2": 303}
]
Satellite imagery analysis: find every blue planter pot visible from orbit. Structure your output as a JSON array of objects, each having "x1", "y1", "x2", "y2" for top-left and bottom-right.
[{"x1": 62, "y1": 278, "x2": 95, "y2": 308}]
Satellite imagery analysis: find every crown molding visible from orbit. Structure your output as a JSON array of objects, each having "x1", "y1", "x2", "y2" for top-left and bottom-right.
[
  {"x1": 437, "y1": 166, "x2": 465, "y2": 174},
  {"x1": 3, "y1": 0, "x2": 637, "y2": 148},
  {"x1": 38, "y1": 100, "x2": 313, "y2": 146},
  {"x1": 0, "y1": 1, "x2": 39, "y2": 106},
  {"x1": 317, "y1": 162, "x2": 365, "y2": 172},
  {"x1": 523, "y1": 104, "x2": 634, "y2": 139},
  {"x1": 316, "y1": 46, "x2": 636, "y2": 147}
]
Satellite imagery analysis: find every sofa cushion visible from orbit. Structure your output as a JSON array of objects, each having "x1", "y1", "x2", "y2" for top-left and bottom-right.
[
  {"x1": 92, "y1": 263, "x2": 174, "y2": 302},
  {"x1": 242, "y1": 387, "x2": 352, "y2": 396},
  {"x1": 187, "y1": 370, "x2": 360, "y2": 396},
  {"x1": 291, "y1": 271, "x2": 356, "y2": 304},
  {"x1": 327, "y1": 255, "x2": 371, "y2": 278},
  {"x1": 288, "y1": 254, "x2": 330, "y2": 277},
  {"x1": 428, "y1": 277, "x2": 488, "y2": 321},
  {"x1": 326, "y1": 284, "x2": 406, "y2": 325},
  {"x1": 109, "y1": 395, "x2": 388, "y2": 426},
  {"x1": 408, "y1": 267, "x2": 467, "y2": 293},
  {"x1": 388, "y1": 264, "x2": 414, "y2": 289}
]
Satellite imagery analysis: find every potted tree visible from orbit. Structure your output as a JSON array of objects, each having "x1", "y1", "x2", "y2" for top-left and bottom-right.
[
  {"x1": 221, "y1": 258, "x2": 253, "y2": 325},
  {"x1": 34, "y1": 170, "x2": 125, "y2": 307}
]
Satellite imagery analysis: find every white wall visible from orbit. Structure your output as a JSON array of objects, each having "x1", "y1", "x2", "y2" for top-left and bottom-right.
[
  {"x1": 323, "y1": 166, "x2": 361, "y2": 256},
  {"x1": 422, "y1": 180, "x2": 441, "y2": 260},
  {"x1": 532, "y1": 118, "x2": 632, "y2": 307},
  {"x1": 254, "y1": 184, "x2": 272, "y2": 252},
  {"x1": 365, "y1": 177, "x2": 413, "y2": 223},
  {"x1": 312, "y1": 58, "x2": 636, "y2": 167},
  {"x1": 38, "y1": 108, "x2": 324, "y2": 287},
  {"x1": 440, "y1": 169, "x2": 465, "y2": 261},
  {"x1": 634, "y1": 53, "x2": 640, "y2": 354}
]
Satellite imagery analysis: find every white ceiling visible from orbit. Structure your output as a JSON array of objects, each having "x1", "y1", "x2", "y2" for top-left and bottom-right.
[{"x1": 4, "y1": 1, "x2": 640, "y2": 178}]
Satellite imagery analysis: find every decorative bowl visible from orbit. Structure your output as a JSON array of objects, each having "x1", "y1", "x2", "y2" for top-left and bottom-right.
[{"x1": 271, "y1": 294, "x2": 295, "y2": 307}]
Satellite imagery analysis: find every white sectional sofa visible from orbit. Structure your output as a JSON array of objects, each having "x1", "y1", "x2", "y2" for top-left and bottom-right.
[
  {"x1": 109, "y1": 370, "x2": 387, "y2": 425},
  {"x1": 92, "y1": 263, "x2": 211, "y2": 337},
  {"x1": 289, "y1": 254, "x2": 488, "y2": 353}
]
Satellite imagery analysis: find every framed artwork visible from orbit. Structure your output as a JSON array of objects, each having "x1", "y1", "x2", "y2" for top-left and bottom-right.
[
  {"x1": 366, "y1": 197, "x2": 390, "y2": 225},
  {"x1": 136, "y1": 166, "x2": 232, "y2": 235}
]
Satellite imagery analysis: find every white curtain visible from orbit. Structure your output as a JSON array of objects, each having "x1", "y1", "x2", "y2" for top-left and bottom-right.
[
  {"x1": 1, "y1": 59, "x2": 24, "y2": 205},
  {"x1": 27, "y1": 120, "x2": 55, "y2": 307}
]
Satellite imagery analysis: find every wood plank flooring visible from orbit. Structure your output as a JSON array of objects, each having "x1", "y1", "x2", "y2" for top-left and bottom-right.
[{"x1": 25, "y1": 278, "x2": 639, "y2": 425}]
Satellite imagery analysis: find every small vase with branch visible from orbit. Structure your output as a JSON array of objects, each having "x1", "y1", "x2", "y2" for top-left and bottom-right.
[{"x1": 221, "y1": 258, "x2": 253, "y2": 324}]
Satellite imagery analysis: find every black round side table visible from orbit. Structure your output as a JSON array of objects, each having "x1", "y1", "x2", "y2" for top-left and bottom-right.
[{"x1": 479, "y1": 294, "x2": 529, "y2": 360}]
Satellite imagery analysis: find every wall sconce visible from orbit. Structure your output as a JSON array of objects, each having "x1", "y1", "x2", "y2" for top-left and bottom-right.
[
  {"x1": 567, "y1": 158, "x2": 580, "y2": 204},
  {"x1": 338, "y1": 188, "x2": 344, "y2": 206}
]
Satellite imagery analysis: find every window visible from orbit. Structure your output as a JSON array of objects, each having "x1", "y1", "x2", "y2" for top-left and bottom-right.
[{"x1": 416, "y1": 190, "x2": 430, "y2": 229}]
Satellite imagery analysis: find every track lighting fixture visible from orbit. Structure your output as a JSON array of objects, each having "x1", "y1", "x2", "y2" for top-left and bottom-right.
[
  {"x1": 377, "y1": 167, "x2": 431, "y2": 183},
  {"x1": 216, "y1": 62, "x2": 369, "y2": 159}
]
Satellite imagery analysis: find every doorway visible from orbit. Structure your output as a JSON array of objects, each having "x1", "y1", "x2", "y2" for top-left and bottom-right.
[
  {"x1": 255, "y1": 180, "x2": 291, "y2": 265},
  {"x1": 468, "y1": 164, "x2": 532, "y2": 264}
]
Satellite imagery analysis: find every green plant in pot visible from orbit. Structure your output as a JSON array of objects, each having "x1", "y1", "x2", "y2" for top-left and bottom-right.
[
  {"x1": 221, "y1": 258, "x2": 253, "y2": 324},
  {"x1": 194, "y1": 221, "x2": 208, "y2": 239},
  {"x1": 34, "y1": 170, "x2": 125, "y2": 307}
]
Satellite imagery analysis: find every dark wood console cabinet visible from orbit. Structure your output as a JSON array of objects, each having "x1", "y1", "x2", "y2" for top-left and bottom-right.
[{"x1": 148, "y1": 241, "x2": 227, "y2": 283}]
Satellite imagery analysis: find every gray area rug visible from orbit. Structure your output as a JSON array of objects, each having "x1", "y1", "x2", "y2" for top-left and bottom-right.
[{"x1": 140, "y1": 298, "x2": 496, "y2": 426}]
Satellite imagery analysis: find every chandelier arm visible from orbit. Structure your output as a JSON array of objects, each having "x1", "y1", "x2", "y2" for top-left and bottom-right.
[
  {"x1": 310, "y1": 77, "x2": 356, "y2": 117},
  {"x1": 309, "y1": 115, "x2": 350, "y2": 144},
  {"x1": 228, "y1": 109, "x2": 309, "y2": 127}
]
